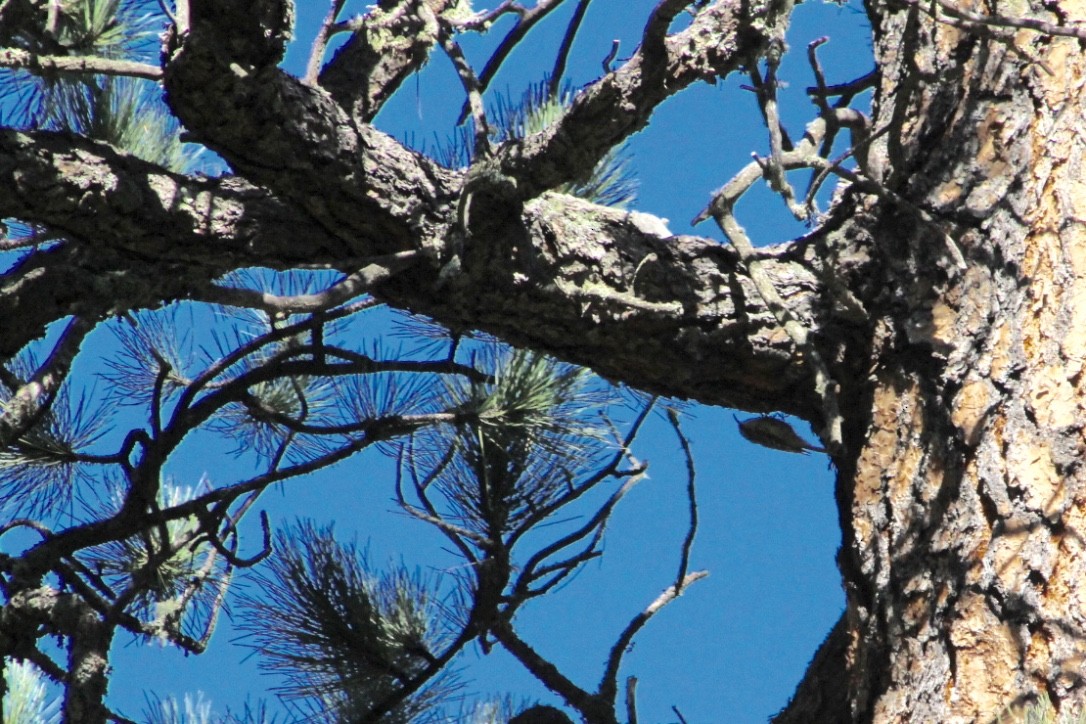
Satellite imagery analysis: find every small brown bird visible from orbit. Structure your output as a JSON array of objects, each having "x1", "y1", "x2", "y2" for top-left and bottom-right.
[{"x1": 736, "y1": 415, "x2": 827, "y2": 454}]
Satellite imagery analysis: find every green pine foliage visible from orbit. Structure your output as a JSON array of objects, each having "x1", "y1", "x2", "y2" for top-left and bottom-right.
[
  {"x1": 235, "y1": 520, "x2": 453, "y2": 723},
  {"x1": 0, "y1": 5, "x2": 670, "y2": 721},
  {"x1": 2, "y1": 660, "x2": 61, "y2": 724},
  {"x1": 40, "y1": 75, "x2": 195, "y2": 172}
]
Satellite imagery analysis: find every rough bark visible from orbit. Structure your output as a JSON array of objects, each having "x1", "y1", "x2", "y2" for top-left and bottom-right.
[
  {"x1": 2, "y1": 0, "x2": 1086, "y2": 720},
  {"x1": 779, "y1": 0, "x2": 1086, "y2": 720}
]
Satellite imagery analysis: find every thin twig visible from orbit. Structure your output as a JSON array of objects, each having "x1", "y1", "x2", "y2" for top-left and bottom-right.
[
  {"x1": 626, "y1": 676, "x2": 639, "y2": 724},
  {"x1": 0, "y1": 49, "x2": 161, "y2": 79},
  {"x1": 199, "y1": 509, "x2": 273, "y2": 567},
  {"x1": 0, "y1": 315, "x2": 96, "y2": 448},
  {"x1": 507, "y1": 398, "x2": 655, "y2": 548},
  {"x1": 438, "y1": 22, "x2": 492, "y2": 155},
  {"x1": 928, "y1": 0, "x2": 1086, "y2": 40},
  {"x1": 304, "y1": 0, "x2": 349, "y2": 85},
  {"x1": 199, "y1": 250, "x2": 419, "y2": 313},
  {"x1": 457, "y1": 0, "x2": 570, "y2": 123},
  {"x1": 749, "y1": 38, "x2": 804, "y2": 219},
  {"x1": 549, "y1": 0, "x2": 593, "y2": 98},
  {"x1": 599, "y1": 571, "x2": 709, "y2": 706},
  {"x1": 601, "y1": 39, "x2": 620, "y2": 73},
  {"x1": 667, "y1": 408, "x2": 697, "y2": 595},
  {"x1": 396, "y1": 442, "x2": 479, "y2": 564}
]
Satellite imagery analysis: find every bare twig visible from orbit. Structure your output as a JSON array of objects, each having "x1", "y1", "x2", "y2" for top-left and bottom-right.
[
  {"x1": 667, "y1": 408, "x2": 697, "y2": 595},
  {"x1": 172, "y1": 299, "x2": 378, "y2": 415},
  {"x1": 438, "y1": 22, "x2": 492, "y2": 155},
  {"x1": 0, "y1": 49, "x2": 161, "y2": 80},
  {"x1": 199, "y1": 509, "x2": 272, "y2": 568},
  {"x1": 549, "y1": 0, "x2": 593, "y2": 98},
  {"x1": 0, "y1": 315, "x2": 96, "y2": 448},
  {"x1": 890, "y1": 0, "x2": 1066, "y2": 73},
  {"x1": 626, "y1": 676, "x2": 639, "y2": 724},
  {"x1": 507, "y1": 399, "x2": 655, "y2": 548},
  {"x1": 198, "y1": 251, "x2": 419, "y2": 313},
  {"x1": 599, "y1": 571, "x2": 709, "y2": 706},
  {"x1": 304, "y1": 0, "x2": 349, "y2": 85},
  {"x1": 724, "y1": 212, "x2": 845, "y2": 451},
  {"x1": 396, "y1": 443, "x2": 481, "y2": 564},
  {"x1": 748, "y1": 38, "x2": 804, "y2": 219},
  {"x1": 601, "y1": 38, "x2": 620, "y2": 73},
  {"x1": 927, "y1": 0, "x2": 1086, "y2": 40},
  {"x1": 806, "y1": 37, "x2": 832, "y2": 116},
  {"x1": 806, "y1": 68, "x2": 878, "y2": 98},
  {"x1": 457, "y1": 0, "x2": 570, "y2": 123},
  {"x1": 514, "y1": 471, "x2": 643, "y2": 593},
  {"x1": 690, "y1": 116, "x2": 847, "y2": 451}
]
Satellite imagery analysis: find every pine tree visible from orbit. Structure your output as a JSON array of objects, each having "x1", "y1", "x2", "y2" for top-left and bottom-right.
[{"x1": 2, "y1": 0, "x2": 1086, "y2": 722}]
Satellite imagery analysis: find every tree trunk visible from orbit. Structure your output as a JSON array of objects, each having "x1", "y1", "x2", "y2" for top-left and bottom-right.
[{"x1": 781, "y1": 1, "x2": 1086, "y2": 720}]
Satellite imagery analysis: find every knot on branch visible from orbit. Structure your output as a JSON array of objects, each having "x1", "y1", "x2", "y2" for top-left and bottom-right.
[{"x1": 168, "y1": 0, "x2": 294, "y2": 71}]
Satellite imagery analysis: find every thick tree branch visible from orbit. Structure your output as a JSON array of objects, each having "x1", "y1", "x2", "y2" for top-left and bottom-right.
[
  {"x1": 317, "y1": 0, "x2": 455, "y2": 122},
  {"x1": 163, "y1": 0, "x2": 795, "y2": 245},
  {"x1": 494, "y1": 0, "x2": 795, "y2": 199},
  {"x1": 0, "y1": 125, "x2": 855, "y2": 429},
  {"x1": 163, "y1": 2, "x2": 458, "y2": 254},
  {"x1": 0, "y1": 130, "x2": 354, "y2": 356}
]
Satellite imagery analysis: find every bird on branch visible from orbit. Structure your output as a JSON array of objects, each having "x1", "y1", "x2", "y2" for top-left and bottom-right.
[{"x1": 735, "y1": 415, "x2": 827, "y2": 454}]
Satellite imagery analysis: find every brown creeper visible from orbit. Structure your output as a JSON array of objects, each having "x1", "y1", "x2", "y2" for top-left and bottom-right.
[{"x1": 735, "y1": 415, "x2": 827, "y2": 454}]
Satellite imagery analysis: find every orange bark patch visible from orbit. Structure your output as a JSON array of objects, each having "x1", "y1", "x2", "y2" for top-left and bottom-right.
[
  {"x1": 1005, "y1": 439, "x2": 1063, "y2": 517},
  {"x1": 990, "y1": 522, "x2": 1036, "y2": 592},
  {"x1": 852, "y1": 379, "x2": 923, "y2": 550},
  {"x1": 1027, "y1": 366, "x2": 1079, "y2": 430},
  {"x1": 929, "y1": 299, "x2": 958, "y2": 349},
  {"x1": 988, "y1": 321, "x2": 1017, "y2": 384},
  {"x1": 951, "y1": 377, "x2": 995, "y2": 446},
  {"x1": 1044, "y1": 502, "x2": 1086, "y2": 644},
  {"x1": 949, "y1": 593, "x2": 1020, "y2": 717}
]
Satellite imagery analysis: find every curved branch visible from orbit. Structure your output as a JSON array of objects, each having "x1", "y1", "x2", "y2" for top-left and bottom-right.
[
  {"x1": 196, "y1": 251, "x2": 421, "y2": 313},
  {"x1": 0, "y1": 130, "x2": 354, "y2": 358},
  {"x1": 598, "y1": 571, "x2": 708, "y2": 706},
  {"x1": 0, "y1": 315, "x2": 95, "y2": 447},
  {"x1": 317, "y1": 0, "x2": 454, "y2": 122},
  {"x1": 494, "y1": 0, "x2": 795, "y2": 199}
]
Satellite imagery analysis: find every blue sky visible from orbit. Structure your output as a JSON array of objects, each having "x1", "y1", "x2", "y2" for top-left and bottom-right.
[{"x1": 3, "y1": 1, "x2": 875, "y2": 721}]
